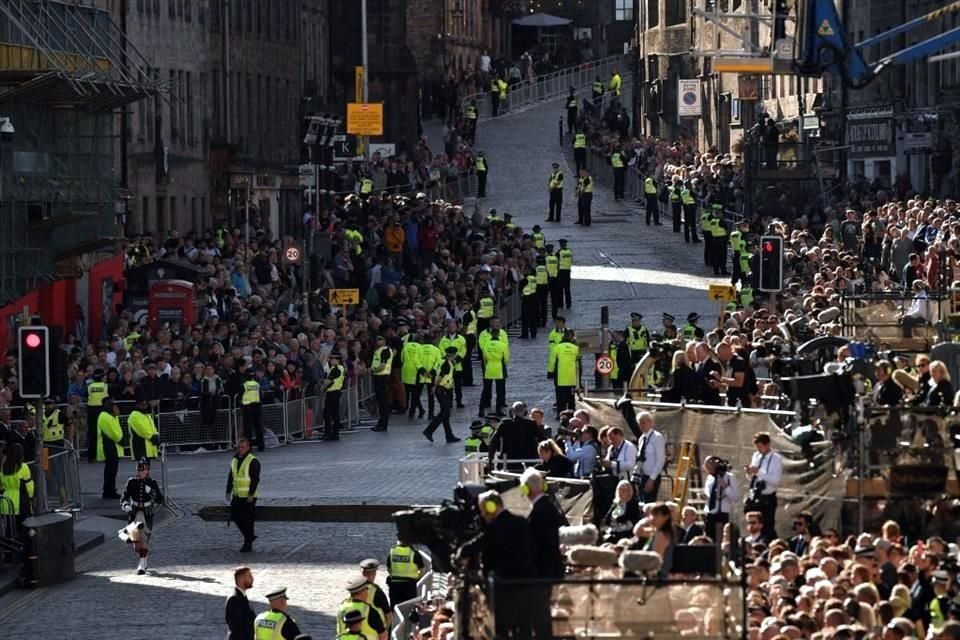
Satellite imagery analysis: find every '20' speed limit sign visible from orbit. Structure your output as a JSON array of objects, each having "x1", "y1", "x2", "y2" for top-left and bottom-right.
[{"x1": 595, "y1": 354, "x2": 614, "y2": 375}]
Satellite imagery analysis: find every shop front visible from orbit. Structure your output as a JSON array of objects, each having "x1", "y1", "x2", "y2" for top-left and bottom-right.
[{"x1": 846, "y1": 108, "x2": 895, "y2": 185}]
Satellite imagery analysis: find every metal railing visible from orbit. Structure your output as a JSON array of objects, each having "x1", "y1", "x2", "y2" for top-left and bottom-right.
[{"x1": 463, "y1": 55, "x2": 631, "y2": 118}]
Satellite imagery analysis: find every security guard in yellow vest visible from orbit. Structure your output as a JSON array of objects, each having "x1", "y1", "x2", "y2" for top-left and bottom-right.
[
  {"x1": 700, "y1": 206, "x2": 713, "y2": 266},
  {"x1": 371, "y1": 335, "x2": 393, "y2": 432},
  {"x1": 707, "y1": 201, "x2": 729, "y2": 276},
  {"x1": 681, "y1": 181, "x2": 700, "y2": 244},
  {"x1": 422, "y1": 347, "x2": 460, "y2": 443},
  {"x1": 520, "y1": 272, "x2": 539, "y2": 339},
  {"x1": 485, "y1": 207, "x2": 501, "y2": 227},
  {"x1": 644, "y1": 174, "x2": 660, "y2": 226},
  {"x1": 359, "y1": 558, "x2": 393, "y2": 628},
  {"x1": 626, "y1": 313, "x2": 650, "y2": 366},
  {"x1": 41, "y1": 397, "x2": 67, "y2": 447},
  {"x1": 611, "y1": 148, "x2": 626, "y2": 200},
  {"x1": 547, "y1": 162, "x2": 564, "y2": 221},
  {"x1": 502, "y1": 212, "x2": 517, "y2": 232},
  {"x1": 86, "y1": 371, "x2": 109, "y2": 463},
  {"x1": 531, "y1": 224, "x2": 546, "y2": 249},
  {"x1": 573, "y1": 130, "x2": 587, "y2": 172},
  {"x1": 360, "y1": 176, "x2": 374, "y2": 197},
  {"x1": 386, "y1": 538, "x2": 425, "y2": 606},
  {"x1": 609, "y1": 70, "x2": 622, "y2": 97},
  {"x1": 545, "y1": 244, "x2": 561, "y2": 319},
  {"x1": 124, "y1": 329, "x2": 141, "y2": 352},
  {"x1": 465, "y1": 421, "x2": 487, "y2": 453},
  {"x1": 548, "y1": 330, "x2": 581, "y2": 415},
  {"x1": 739, "y1": 242, "x2": 752, "y2": 284},
  {"x1": 128, "y1": 397, "x2": 160, "y2": 460},
  {"x1": 0, "y1": 453, "x2": 34, "y2": 517},
  {"x1": 479, "y1": 323, "x2": 509, "y2": 417},
  {"x1": 592, "y1": 76, "x2": 605, "y2": 104},
  {"x1": 340, "y1": 577, "x2": 387, "y2": 640},
  {"x1": 729, "y1": 221, "x2": 749, "y2": 285},
  {"x1": 254, "y1": 587, "x2": 302, "y2": 640},
  {"x1": 497, "y1": 76, "x2": 508, "y2": 105},
  {"x1": 577, "y1": 168, "x2": 593, "y2": 226},
  {"x1": 661, "y1": 313, "x2": 678, "y2": 341},
  {"x1": 465, "y1": 99, "x2": 478, "y2": 142},
  {"x1": 535, "y1": 254, "x2": 550, "y2": 326},
  {"x1": 475, "y1": 151, "x2": 488, "y2": 198},
  {"x1": 476, "y1": 293, "x2": 496, "y2": 334},
  {"x1": 97, "y1": 398, "x2": 123, "y2": 498},
  {"x1": 215, "y1": 221, "x2": 230, "y2": 249},
  {"x1": 241, "y1": 370, "x2": 264, "y2": 452},
  {"x1": 227, "y1": 437, "x2": 260, "y2": 551},
  {"x1": 438, "y1": 321, "x2": 467, "y2": 408},
  {"x1": 322, "y1": 352, "x2": 346, "y2": 441},
  {"x1": 739, "y1": 283, "x2": 755, "y2": 308},
  {"x1": 682, "y1": 312, "x2": 705, "y2": 342},
  {"x1": 669, "y1": 176, "x2": 683, "y2": 233},
  {"x1": 557, "y1": 239, "x2": 573, "y2": 309},
  {"x1": 460, "y1": 300, "x2": 478, "y2": 387},
  {"x1": 566, "y1": 87, "x2": 579, "y2": 133}
]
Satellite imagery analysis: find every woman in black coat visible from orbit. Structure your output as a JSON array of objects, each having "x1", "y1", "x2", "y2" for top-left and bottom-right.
[
  {"x1": 926, "y1": 360, "x2": 955, "y2": 408},
  {"x1": 535, "y1": 439, "x2": 574, "y2": 478},
  {"x1": 660, "y1": 351, "x2": 701, "y2": 404},
  {"x1": 602, "y1": 479, "x2": 641, "y2": 543}
]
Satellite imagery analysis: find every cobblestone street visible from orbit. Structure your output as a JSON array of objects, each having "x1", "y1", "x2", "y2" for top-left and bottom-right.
[{"x1": 0, "y1": 98, "x2": 726, "y2": 638}]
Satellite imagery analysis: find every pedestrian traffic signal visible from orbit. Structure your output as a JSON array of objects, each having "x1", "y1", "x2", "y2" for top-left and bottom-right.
[
  {"x1": 758, "y1": 235, "x2": 783, "y2": 292},
  {"x1": 18, "y1": 325, "x2": 50, "y2": 398}
]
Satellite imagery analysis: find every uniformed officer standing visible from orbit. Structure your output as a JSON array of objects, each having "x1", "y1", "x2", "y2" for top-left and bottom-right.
[
  {"x1": 661, "y1": 313, "x2": 678, "y2": 341},
  {"x1": 128, "y1": 397, "x2": 160, "y2": 461},
  {"x1": 460, "y1": 300, "x2": 477, "y2": 387},
  {"x1": 520, "y1": 272, "x2": 539, "y2": 340},
  {"x1": 549, "y1": 330, "x2": 581, "y2": 415},
  {"x1": 254, "y1": 587, "x2": 303, "y2": 640},
  {"x1": 700, "y1": 204, "x2": 712, "y2": 265},
  {"x1": 386, "y1": 537, "x2": 425, "y2": 607},
  {"x1": 465, "y1": 421, "x2": 489, "y2": 453},
  {"x1": 97, "y1": 398, "x2": 123, "y2": 499},
  {"x1": 573, "y1": 130, "x2": 587, "y2": 173},
  {"x1": 359, "y1": 558, "x2": 392, "y2": 628},
  {"x1": 241, "y1": 369, "x2": 264, "y2": 452},
  {"x1": 625, "y1": 313, "x2": 650, "y2": 367},
  {"x1": 557, "y1": 239, "x2": 573, "y2": 309},
  {"x1": 592, "y1": 76, "x2": 605, "y2": 107},
  {"x1": 644, "y1": 173, "x2": 660, "y2": 226},
  {"x1": 479, "y1": 325, "x2": 510, "y2": 417},
  {"x1": 708, "y1": 202, "x2": 730, "y2": 276},
  {"x1": 418, "y1": 333, "x2": 442, "y2": 420},
  {"x1": 475, "y1": 151, "x2": 488, "y2": 198},
  {"x1": 339, "y1": 577, "x2": 387, "y2": 640},
  {"x1": 669, "y1": 176, "x2": 683, "y2": 233},
  {"x1": 321, "y1": 352, "x2": 345, "y2": 441},
  {"x1": 610, "y1": 147, "x2": 626, "y2": 200},
  {"x1": 545, "y1": 245, "x2": 561, "y2": 319},
  {"x1": 546, "y1": 163, "x2": 564, "y2": 223},
  {"x1": 476, "y1": 291, "x2": 496, "y2": 335},
  {"x1": 86, "y1": 370, "x2": 109, "y2": 463},
  {"x1": 438, "y1": 321, "x2": 467, "y2": 408},
  {"x1": 338, "y1": 609, "x2": 366, "y2": 640},
  {"x1": 547, "y1": 317, "x2": 566, "y2": 411},
  {"x1": 565, "y1": 87, "x2": 579, "y2": 133},
  {"x1": 609, "y1": 69, "x2": 622, "y2": 98},
  {"x1": 681, "y1": 180, "x2": 700, "y2": 244},
  {"x1": 227, "y1": 437, "x2": 260, "y2": 552},
  {"x1": 534, "y1": 254, "x2": 549, "y2": 326},
  {"x1": 576, "y1": 168, "x2": 594, "y2": 226},
  {"x1": 401, "y1": 334, "x2": 423, "y2": 420},
  {"x1": 729, "y1": 221, "x2": 749, "y2": 285},
  {"x1": 422, "y1": 347, "x2": 461, "y2": 444},
  {"x1": 370, "y1": 335, "x2": 393, "y2": 433},
  {"x1": 682, "y1": 313, "x2": 706, "y2": 342},
  {"x1": 464, "y1": 99, "x2": 478, "y2": 143},
  {"x1": 41, "y1": 397, "x2": 67, "y2": 448}
]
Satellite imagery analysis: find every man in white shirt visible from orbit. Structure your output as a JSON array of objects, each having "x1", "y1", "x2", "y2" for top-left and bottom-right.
[
  {"x1": 599, "y1": 426, "x2": 637, "y2": 478},
  {"x1": 627, "y1": 410, "x2": 666, "y2": 503},
  {"x1": 901, "y1": 279, "x2": 932, "y2": 337},
  {"x1": 702, "y1": 456, "x2": 740, "y2": 542},
  {"x1": 745, "y1": 431, "x2": 783, "y2": 541}
]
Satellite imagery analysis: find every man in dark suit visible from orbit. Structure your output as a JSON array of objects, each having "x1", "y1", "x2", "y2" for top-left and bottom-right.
[
  {"x1": 225, "y1": 566, "x2": 256, "y2": 640},
  {"x1": 787, "y1": 511, "x2": 819, "y2": 556},
  {"x1": 521, "y1": 468, "x2": 567, "y2": 639},
  {"x1": 488, "y1": 401, "x2": 544, "y2": 470},
  {"x1": 476, "y1": 490, "x2": 537, "y2": 638},
  {"x1": 679, "y1": 506, "x2": 705, "y2": 544}
]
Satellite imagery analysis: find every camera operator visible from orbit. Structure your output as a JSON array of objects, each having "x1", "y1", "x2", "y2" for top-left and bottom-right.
[
  {"x1": 564, "y1": 421, "x2": 600, "y2": 478},
  {"x1": 702, "y1": 455, "x2": 739, "y2": 542},
  {"x1": 745, "y1": 432, "x2": 782, "y2": 541},
  {"x1": 599, "y1": 426, "x2": 637, "y2": 478},
  {"x1": 617, "y1": 398, "x2": 665, "y2": 503}
]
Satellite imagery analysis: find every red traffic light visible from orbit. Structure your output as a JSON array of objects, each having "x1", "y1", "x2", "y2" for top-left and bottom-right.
[
  {"x1": 24, "y1": 332, "x2": 41, "y2": 349},
  {"x1": 763, "y1": 241, "x2": 775, "y2": 253}
]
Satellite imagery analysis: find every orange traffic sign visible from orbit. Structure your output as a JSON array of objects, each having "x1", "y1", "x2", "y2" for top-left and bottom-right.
[
  {"x1": 328, "y1": 288, "x2": 360, "y2": 305},
  {"x1": 347, "y1": 103, "x2": 384, "y2": 136}
]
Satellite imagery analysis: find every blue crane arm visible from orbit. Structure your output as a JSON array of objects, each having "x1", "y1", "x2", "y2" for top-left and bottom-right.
[
  {"x1": 872, "y1": 26, "x2": 960, "y2": 71},
  {"x1": 856, "y1": 1, "x2": 960, "y2": 50}
]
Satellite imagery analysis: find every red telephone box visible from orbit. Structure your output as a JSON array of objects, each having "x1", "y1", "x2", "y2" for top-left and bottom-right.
[{"x1": 148, "y1": 280, "x2": 195, "y2": 331}]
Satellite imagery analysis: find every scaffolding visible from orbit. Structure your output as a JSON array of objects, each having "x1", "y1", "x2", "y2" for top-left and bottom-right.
[{"x1": 0, "y1": 0, "x2": 162, "y2": 305}]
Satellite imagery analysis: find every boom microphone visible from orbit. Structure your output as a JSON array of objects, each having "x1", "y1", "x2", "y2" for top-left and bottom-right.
[
  {"x1": 566, "y1": 545, "x2": 620, "y2": 567},
  {"x1": 558, "y1": 524, "x2": 599, "y2": 546},
  {"x1": 619, "y1": 550, "x2": 663, "y2": 575}
]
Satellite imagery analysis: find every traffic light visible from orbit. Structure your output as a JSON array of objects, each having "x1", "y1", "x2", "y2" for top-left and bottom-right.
[
  {"x1": 18, "y1": 325, "x2": 50, "y2": 398},
  {"x1": 758, "y1": 235, "x2": 784, "y2": 292}
]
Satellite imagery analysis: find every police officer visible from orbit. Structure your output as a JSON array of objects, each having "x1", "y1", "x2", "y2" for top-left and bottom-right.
[
  {"x1": 576, "y1": 168, "x2": 594, "y2": 226},
  {"x1": 534, "y1": 254, "x2": 549, "y2": 326},
  {"x1": 370, "y1": 335, "x2": 393, "y2": 433},
  {"x1": 338, "y1": 609, "x2": 367, "y2": 640},
  {"x1": 475, "y1": 151, "x2": 488, "y2": 198},
  {"x1": 465, "y1": 421, "x2": 488, "y2": 453},
  {"x1": 97, "y1": 398, "x2": 123, "y2": 499},
  {"x1": 41, "y1": 397, "x2": 67, "y2": 448},
  {"x1": 547, "y1": 317, "x2": 566, "y2": 411},
  {"x1": 547, "y1": 163, "x2": 564, "y2": 222},
  {"x1": 739, "y1": 280, "x2": 755, "y2": 308},
  {"x1": 531, "y1": 224, "x2": 546, "y2": 250},
  {"x1": 520, "y1": 271, "x2": 539, "y2": 340},
  {"x1": 422, "y1": 347, "x2": 461, "y2": 444},
  {"x1": 418, "y1": 332, "x2": 442, "y2": 420},
  {"x1": 339, "y1": 577, "x2": 387, "y2": 640},
  {"x1": 544, "y1": 245, "x2": 561, "y2": 318},
  {"x1": 464, "y1": 99, "x2": 478, "y2": 142},
  {"x1": 227, "y1": 437, "x2": 260, "y2": 552},
  {"x1": 661, "y1": 313, "x2": 678, "y2": 340},
  {"x1": 479, "y1": 323, "x2": 509, "y2": 417},
  {"x1": 592, "y1": 75, "x2": 605, "y2": 106},
  {"x1": 609, "y1": 69, "x2": 622, "y2": 98},
  {"x1": 359, "y1": 174, "x2": 374, "y2": 198},
  {"x1": 128, "y1": 397, "x2": 160, "y2": 461},
  {"x1": 565, "y1": 87, "x2": 578, "y2": 133},
  {"x1": 438, "y1": 320, "x2": 467, "y2": 408},
  {"x1": 681, "y1": 180, "x2": 700, "y2": 244},
  {"x1": 700, "y1": 202, "x2": 712, "y2": 265},
  {"x1": 490, "y1": 74, "x2": 502, "y2": 116},
  {"x1": 682, "y1": 313, "x2": 705, "y2": 342},
  {"x1": 460, "y1": 300, "x2": 477, "y2": 387},
  {"x1": 386, "y1": 537, "x2": 425, "y2": 607},
  {"x1": 708, "y1": 201, "x2": 730, "y2": 276},
  {"x1": 625, "y1": 313, "x2": 650, "y2": 367},
  {"x1": 549, "y1": 330, "x2": 581, "y2": 416},
  {"x1": 644, "y1": 173, "x2": 660, "y2": 226},
  {"x1": 86, "y1": 369, "x2": 109, "y2": 463},
  {"x1": 557, "y1": 239, "x2": 573, "y2": 309},
  {"x1": 321, "y1": 353, "x2": 345, "y2": 441},
  {"x1": 476, "y1": 291, "x2": 496, "y2": 335},
  {"x1": 254, "y1": 587, "x2": 303, "y2": 639},
  {"x1": 359, "y1": 558, "x2": 392, "y2": 628},
  {"x1": 729, "y1": 221, "x2": 749, "y2": 285},
  {"x1": 241, "y1": 368, "x2": 264, "y2": 452},
  {"x1": 573, "y1": 129, "x2": 587, "y2": 173},
  {"x1": 611, "y1": 147, "x2": 626, "y2": 200}
]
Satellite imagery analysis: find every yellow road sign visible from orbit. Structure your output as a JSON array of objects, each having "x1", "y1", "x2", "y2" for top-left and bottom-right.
[
  {"x1": 708, "y1": 284, "x2": 737, "y2": 302},
  {"x1": 347, "y1": 103, "x2": 383, "y2": 136},
  {"x1": 328, "y1": 288, "x2": 360, "y2": 305}
]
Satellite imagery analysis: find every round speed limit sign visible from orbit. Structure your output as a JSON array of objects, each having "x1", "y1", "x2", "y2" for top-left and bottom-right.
[
  {"x1": 595, "y1": 354, "x2": 614, "y2": 375},
  {"x1": 284, "y1": 246, "x2": 302, "y2": 265}
]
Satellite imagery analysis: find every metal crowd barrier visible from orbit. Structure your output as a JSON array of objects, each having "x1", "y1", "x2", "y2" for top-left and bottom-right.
[{"x1": 497, "y1": 292, "x2": 522, "y2": 329}]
